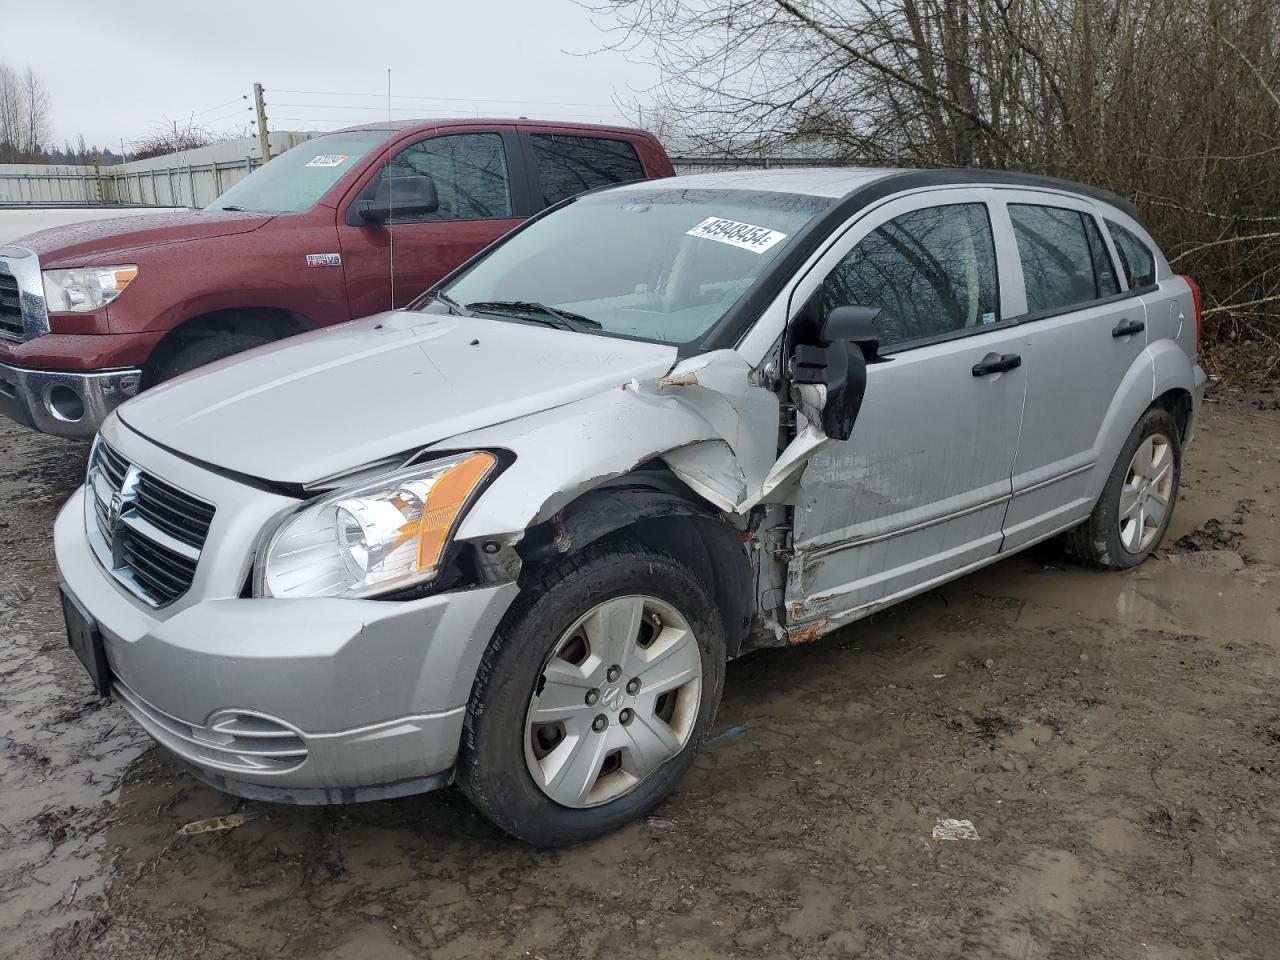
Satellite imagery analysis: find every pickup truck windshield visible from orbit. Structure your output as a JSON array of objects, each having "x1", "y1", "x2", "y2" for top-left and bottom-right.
[
  {"x1": 436, "y1": 187, "x2": 833, "y2": 345},
  {"x1": 206, "y1": 131, "x2": 386, "y2": 213}
]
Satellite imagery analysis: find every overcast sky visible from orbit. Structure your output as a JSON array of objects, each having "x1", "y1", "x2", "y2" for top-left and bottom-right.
[{"x1": 11, "y1": 0, "x2": 659, "y2": 149}]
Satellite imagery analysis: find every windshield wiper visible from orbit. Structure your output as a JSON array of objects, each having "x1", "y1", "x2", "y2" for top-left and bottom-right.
[
  {"x1": 218, "y1": 205, "x2": 246, "y2": 211},
  {"x1": 430, "y1": 290, "x2": 472, "y2": 316},
  {"x1": 466, "y1": 300, "x2": 601, "y2": 333}
]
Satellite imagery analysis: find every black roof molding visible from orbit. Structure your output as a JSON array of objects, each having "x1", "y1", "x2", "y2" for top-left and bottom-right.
[{"x1": 855, "y1": 168, "x2": 1144, "y2": 224}]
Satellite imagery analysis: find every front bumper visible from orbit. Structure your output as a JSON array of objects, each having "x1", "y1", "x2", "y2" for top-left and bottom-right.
[
  {"x1": 0, "y1": 361, "x2": 140, "y2": 438},
  {"x1": 56, "y1": 478, "x2": 519, "y2": 802}
]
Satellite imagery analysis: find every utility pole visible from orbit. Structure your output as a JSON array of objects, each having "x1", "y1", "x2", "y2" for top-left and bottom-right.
[{"x1": 253, "y1": 82, "x2": 272, "y2": 161}]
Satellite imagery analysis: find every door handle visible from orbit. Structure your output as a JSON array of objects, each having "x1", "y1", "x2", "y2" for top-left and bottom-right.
[
  {"x1": 972, "y1": 352, "x2": 1022, "y2": 377},
  {"x1": 1112, "y1": 318, "x2": 1145, "y2": 338}
]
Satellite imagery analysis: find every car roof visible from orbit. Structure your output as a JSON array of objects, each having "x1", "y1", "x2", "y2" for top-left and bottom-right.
[
  {"x1": 612, "y1": 166, "x2": 1142, "y2": 221},
  {"x1": 332, "y1": 117, "x2": 653, "y2": 137}
]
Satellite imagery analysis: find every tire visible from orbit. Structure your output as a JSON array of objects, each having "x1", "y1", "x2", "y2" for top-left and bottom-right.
[
  {"x1": 155, "y1": 333, "x2": 270, "y2": 383},
  {"x1": 1064, "y1": 407, "x2": 1182, "y2": 569},
  {"x1": 459, "y1": 539, "x2": 726, "y2": 847}
]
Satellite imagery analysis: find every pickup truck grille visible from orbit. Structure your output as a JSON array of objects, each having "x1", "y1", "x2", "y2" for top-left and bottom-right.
[
  {"x1": 0, "y1": 271, "x2": 23, "y2": 339},
  {"x1": 86, "y1": 440, "x2": 215, "y2": 607}
]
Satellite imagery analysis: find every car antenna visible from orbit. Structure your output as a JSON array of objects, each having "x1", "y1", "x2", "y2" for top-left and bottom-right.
[{"x1": 387, "y1": 66, "x2": 395, "y2": 313}]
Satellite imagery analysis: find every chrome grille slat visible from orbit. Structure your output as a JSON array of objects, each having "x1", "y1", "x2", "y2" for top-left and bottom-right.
[
  {"x1": 0, "y1": 271, "x2": 22, "y2": 338},
  {"x1": 133, "y1": 475, "x2": 215, "y2": 546},
  {"x1": 85, "y1": 440, "x2": 214, "y2": 607}
]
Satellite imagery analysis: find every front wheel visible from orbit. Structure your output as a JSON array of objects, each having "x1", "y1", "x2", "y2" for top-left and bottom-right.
[
  {"x1": 459, "y1": 540, "x2": 725, "y2": 846},
  {"x1": 1065, "y1": 407, "x2": 1182, "y2": 569}
]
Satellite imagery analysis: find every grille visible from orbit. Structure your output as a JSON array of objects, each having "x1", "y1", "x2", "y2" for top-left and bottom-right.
[
  {"x1": 113, "y1": 678, "x2": 308, "y2": 774},
  {"x1": 0, "y1": 271, "x2": 22, "y2": 339},
  {"x1": 86, "y1": 440, "x2": 215, "y2": 607}
]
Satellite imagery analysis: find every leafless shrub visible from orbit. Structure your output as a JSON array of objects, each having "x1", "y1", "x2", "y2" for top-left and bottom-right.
[{"x1": 591, "y1": 0, "x2": 1280, "y2": 379}]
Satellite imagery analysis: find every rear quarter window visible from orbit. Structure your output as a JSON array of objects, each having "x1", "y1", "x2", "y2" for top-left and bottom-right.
[
  {"x1": 1010, "y1": 204, "x2": 1114, "y2": 314},
  {"x1": 1106, "y1": 221, "x2": 1157, "y2": 288},
  {"x1": 530, "y1": 134, "x2": 646, "y2": 207}
]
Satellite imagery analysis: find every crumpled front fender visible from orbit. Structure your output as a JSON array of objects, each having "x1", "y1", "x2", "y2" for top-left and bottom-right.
[{"x1": 441, "y1": 350, "x2": 782, "y2": 543}]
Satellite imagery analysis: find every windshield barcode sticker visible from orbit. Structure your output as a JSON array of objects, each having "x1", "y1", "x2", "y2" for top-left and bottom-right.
[
  {"x1": 306, "y1": 154, "x2": 349, "y2": 168},
  {"x1": 687, "y1": 217, "x2": 788, "y2": 253}
]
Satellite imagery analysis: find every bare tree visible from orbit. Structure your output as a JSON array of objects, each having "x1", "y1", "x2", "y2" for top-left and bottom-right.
[
  {"x1": 590, "y1": 0, "x2": 1280, "y2": 378},
  {"x1": 0, "y1": 63, "x2": 24, "y2": 162},
  {"x1": 0, "y1": 62, "x2": 52, "y2": 162},
  {"x1": 19, "y1": 65, "x2": 50, "y2": 156}
]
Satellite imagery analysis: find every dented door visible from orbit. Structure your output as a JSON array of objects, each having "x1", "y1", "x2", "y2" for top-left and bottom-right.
[{"x1": 780, "y1": 191, "x2": 1029, "y2": 634}]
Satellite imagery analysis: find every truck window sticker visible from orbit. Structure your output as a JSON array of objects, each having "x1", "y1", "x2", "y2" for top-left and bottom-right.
[
  {"x1": 686, "y1": 216, "x2": 788, "y2": 254},
  {"x1": 306, "y1": 154, "x2": 349, "y2": 168}
]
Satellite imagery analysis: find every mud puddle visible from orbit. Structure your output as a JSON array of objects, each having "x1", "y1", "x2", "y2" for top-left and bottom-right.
[{"x1": 2, "y1": 398, "x2": 1279, "y2": 959}]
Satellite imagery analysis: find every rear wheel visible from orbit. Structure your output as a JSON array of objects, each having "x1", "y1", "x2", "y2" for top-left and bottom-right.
[
  {"x1": 459, "y1": 540, "x2": 725, "y2": 846},
  {"x1": 1065, "y1": 407, "x2": 1182, "y2": 569}
]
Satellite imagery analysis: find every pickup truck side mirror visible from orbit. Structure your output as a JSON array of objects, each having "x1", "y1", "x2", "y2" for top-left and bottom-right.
[
  {"x1": 789, "y1": 305, "x2": 882, "y2": 441},
  {"x1": 356, "y1": 174, "x2": 440, "y2": 224}
]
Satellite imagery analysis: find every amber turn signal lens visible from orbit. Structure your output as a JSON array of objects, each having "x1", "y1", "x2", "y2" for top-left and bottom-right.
[{"x1": 416, "y1": 452, "x2": 497, "y2": 570}]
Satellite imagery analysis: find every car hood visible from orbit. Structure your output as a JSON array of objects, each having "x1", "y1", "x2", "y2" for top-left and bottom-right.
[
  {"x1": 18, "y1": 209, "x2": 274, "y2": 267},
  {"x1": 116, "y1": 311, "x2": 681, "y2": 484}
]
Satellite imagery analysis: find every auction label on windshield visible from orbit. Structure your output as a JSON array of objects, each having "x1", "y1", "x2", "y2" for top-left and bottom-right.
[
  {"x1": 306, "y1": 154, "x2": 349, "y2": 168},
  {"x1": 687, "y1": 216, "x2": 788, "y2": 253}
]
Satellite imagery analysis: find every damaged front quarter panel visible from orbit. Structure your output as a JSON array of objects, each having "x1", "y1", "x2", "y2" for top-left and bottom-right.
[{"x1": 440, "y1": 350, "x2": 786, "y2": 543}]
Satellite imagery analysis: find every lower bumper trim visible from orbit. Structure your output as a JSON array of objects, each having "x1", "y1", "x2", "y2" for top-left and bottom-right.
[
  {"x1": 0, "y1": 361, "x2": 141, "y2": 438},
  {"x1": 173, "y1": 757, "x2": 454, "y2": 805}
]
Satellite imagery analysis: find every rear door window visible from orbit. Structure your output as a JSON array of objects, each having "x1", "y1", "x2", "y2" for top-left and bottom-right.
[
  {"x1": 529, "y1": 134, "x2": 646, "y2": 207},
  {"x1": 1010, "y1": 204, "x2": 1116, "y2": 313},
  {"x1": 819, "y1": 202, "x2": 1000, "y2": 348},
  {"x1": 384, "y1": 132, "x2": 513, "y2": 221},
  {"x1": 1106, "y1": 220, "x2": 1157, "y2": 288}
]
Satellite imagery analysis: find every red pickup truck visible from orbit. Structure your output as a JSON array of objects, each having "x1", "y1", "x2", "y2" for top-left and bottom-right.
[{"x1": 0, "y1": 119, "x2": 675, "y2": 437}]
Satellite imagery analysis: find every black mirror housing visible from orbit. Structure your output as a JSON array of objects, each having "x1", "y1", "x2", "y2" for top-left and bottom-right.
[
  {"x1": 823, "y1": 305, "x2": 882, "y2": 362},
  {"x1": 358, "y1": 174, "x2": 440, "y2": 224}
]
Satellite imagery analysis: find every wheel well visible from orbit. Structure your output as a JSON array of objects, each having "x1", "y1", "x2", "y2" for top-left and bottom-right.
[
  {"x1": 516, "y1": 475, "x2": 756, "y2": 659},
  {"x1": 1152, "y1": 387, "x2": 1193, "y2": 443},
  {"x1": 141, "y1": 307, "x2": 313, "y2": 388}
]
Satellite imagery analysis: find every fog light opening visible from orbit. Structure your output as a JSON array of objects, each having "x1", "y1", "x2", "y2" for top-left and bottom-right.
[{"x1": 45, "y1": 384, "x2": 85, "y2": 422}]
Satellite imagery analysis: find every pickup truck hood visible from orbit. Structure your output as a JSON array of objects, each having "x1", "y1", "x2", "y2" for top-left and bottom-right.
[
  {"x1": 18, "y1": 209, "x2": 274, "y2": 267},
  {"x1": 117, "y1": 311, "x2": 680, "y2": 484}
]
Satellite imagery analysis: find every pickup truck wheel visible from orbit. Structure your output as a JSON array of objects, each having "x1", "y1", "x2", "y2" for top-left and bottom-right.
[
  {"x1": 155, "y1": 333, "x2": 270, "y2": 383},
  {"x1": 459, "y1": 540, "x2": 725, "y2": 847},
  {"x1": 1065, "y1": 407, "x2": 1182, "y2": 570}
]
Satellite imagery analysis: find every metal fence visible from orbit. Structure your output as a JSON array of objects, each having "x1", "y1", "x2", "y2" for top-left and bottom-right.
[{"x1": 0, "y1": 156, "x2": 266, "y2": 208}]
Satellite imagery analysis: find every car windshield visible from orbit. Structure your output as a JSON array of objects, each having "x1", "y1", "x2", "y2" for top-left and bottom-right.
[
  {"x1": 206, "y1": 131, "x2": 386, "y2": 214},
  {"x1": 434, "y1": 187, "x2": 834, "y2": 345}
]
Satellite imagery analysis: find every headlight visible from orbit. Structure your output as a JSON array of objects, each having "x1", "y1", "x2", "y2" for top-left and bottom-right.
[
  {"x1": 257, "y1": 452, "x2": 498, "y2": 599},
  {"x1": 42, "y1": 265, "x2": 138, "y2": 312}
]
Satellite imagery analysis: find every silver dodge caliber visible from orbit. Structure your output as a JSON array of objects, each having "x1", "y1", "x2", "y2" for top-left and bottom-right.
[{"x1": 56, "y1": 168, "x2": 1207, "y2": 845}]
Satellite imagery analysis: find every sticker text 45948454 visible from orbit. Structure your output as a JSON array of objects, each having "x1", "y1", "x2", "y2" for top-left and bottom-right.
[{"x1": 686, "y1": 216, "x2": 788, "y2": 254}]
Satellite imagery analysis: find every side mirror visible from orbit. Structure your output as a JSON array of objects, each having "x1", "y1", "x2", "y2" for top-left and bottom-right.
[
  {"x1": 788, "y1": 305, "x2": 882, "y2": 441},
  {"x1": 823, "y1": 305, "x2": 881, "y2": 362},
  {"x1": 357, "y1": 174, "x2": 439, "y2": 224}
]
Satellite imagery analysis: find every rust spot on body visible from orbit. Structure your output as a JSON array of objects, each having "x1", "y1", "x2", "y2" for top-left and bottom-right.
[{"x1": 791, "y1": 620, "x2": 828, "y2": 644}]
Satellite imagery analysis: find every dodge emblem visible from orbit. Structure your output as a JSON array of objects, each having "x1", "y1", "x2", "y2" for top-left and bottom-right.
[{"x1": 107, "y1": 491, "x2": 124, "y2": 532}]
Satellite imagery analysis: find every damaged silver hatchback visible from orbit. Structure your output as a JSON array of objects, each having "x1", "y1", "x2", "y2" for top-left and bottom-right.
[{"x1": 56, "y1": 168, "x2": 1206, "y2": 845}]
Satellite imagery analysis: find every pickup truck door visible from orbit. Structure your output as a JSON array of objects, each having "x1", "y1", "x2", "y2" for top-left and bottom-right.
[
  {"x1": 337, "y1": 128, "x2": 528, "y2": 317},
  {"x1": 780, "y1": 190, "x2": 1029, "y2": 633}
]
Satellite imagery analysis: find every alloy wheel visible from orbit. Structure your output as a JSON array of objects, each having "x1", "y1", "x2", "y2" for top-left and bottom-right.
[{"x1": 1118, "y1": 434, "x2": 1174, "y2": 553}]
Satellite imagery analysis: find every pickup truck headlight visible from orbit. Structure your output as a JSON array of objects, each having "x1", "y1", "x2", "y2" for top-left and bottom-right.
[
  {"x1": 257, "y1": 452, "x2": 498, "y2": 599},
  {"x1": 42, "y1": 265, "x2": 138, "y2": 312}
]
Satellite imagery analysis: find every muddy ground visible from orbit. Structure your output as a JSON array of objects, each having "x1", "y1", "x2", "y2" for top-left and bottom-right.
[{"x1": 1, "y1": 392, "x2": 1278, "y2": 960}]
